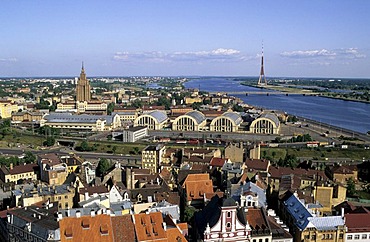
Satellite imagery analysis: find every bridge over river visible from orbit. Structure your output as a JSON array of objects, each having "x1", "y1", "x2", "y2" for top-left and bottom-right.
[{"x1": 209, "y1": 91, "x2": 320, "y2": 96}]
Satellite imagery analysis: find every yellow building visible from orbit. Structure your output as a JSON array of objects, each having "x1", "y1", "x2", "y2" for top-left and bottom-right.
[
  {"x1": 0, "y1": 163, "x2": 38, "y2": 183},
  {"x1": 280, "y1": 191, "x2": 346, "y2": 242},
  {"x1": 185, "y1": 96, "x2": 203, "y2": 104},
  {"x1": 11, "y1": 111, "x2": 43, "y2": 123},
  {"x1": 16, "y1": 184, "x2": 75, "y2": 209},
  {"x1": 0, "y1": 100, "x2": 19, "y2": 119},
  {"x1": 141, "y1": 145, "x2": 165, "y2": 174}
]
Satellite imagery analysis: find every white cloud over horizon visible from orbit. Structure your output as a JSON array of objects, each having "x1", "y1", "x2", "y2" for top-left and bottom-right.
[
  {"x1": 113, "y1": 48, "x2": 255, "y2": 63},
  {"x1": 280, "y1": 48, "x2": 365, "y2": 60},
  {"x1": 0, "y1": 58, "x2": 18, "y2": 63}
]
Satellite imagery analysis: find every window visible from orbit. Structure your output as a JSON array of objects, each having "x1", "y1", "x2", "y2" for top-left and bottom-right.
[
  {"x1": 347, "y1": 235, "x2": 352, "y2": 240},
  {"x1": 311, "y1": 235, "x2": 316, "y2": 240},
  {"x1": 362, "y1": 235, "x2": 367, "y2": 239},
  {"x1": 226, "y1": 222, "x2": 231, "y2": 230},
  {"x1": 354, "y1": 235, "x2": 360, "y2": 240},
  {"x1": 227, "y1": 211, "x2": 231, "y2": 218}
]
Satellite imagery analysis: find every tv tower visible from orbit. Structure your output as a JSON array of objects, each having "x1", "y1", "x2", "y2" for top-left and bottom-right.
[{"x1": 257, "y1": 43, "x2": 267, "y2": 86}]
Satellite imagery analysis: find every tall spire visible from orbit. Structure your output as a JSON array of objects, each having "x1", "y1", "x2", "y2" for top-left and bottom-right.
[{"x1": 257, "y1": 42, "x2": 267, "y2": 86}]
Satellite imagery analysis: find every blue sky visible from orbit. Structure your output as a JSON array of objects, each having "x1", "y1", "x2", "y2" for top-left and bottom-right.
[{"x1": 0, "y1": 1, "x2": 369, "y2": 78}]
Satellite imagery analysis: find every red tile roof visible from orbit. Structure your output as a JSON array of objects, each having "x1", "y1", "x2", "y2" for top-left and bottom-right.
[
  {"x1": 182, "y1": 174, "x2": 213, "y2": 202},
  {"x1": 133, "y1": 212, "x2": 167, "y2": 242},
  {"x1": 345, "y1": 213, "x2": 370, "y2": 232},
  {"x1": 245, "y1": 159, "x2": 270, "y2": 172},
  {"x1": 210, "y1": 157, "x2": 227, "y2": 167},
  {"x1": 111, "y1": 215, "x2": 135, "y2": 242},
  {"x1": 59, "y1": 214, "x2": 113, "y2": 242}
]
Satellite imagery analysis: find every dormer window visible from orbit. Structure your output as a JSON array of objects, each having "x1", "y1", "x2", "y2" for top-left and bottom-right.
[
  {"x1": 100, "y1": 225, "x2": 109, "y2": 236},
  {"x1": 81, "y1": 219, "x2": 90, "y2": 229},
  {"x1": 64, "y1": 228, "x2": 73, "y2": 239}
]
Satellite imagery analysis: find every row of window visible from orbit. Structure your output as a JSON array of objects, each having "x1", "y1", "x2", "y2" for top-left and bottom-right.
[{"x1": 348, "y1": 234, "x2": 369, "y2": 240}]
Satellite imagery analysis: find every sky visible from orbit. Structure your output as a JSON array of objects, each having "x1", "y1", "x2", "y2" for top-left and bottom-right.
[{"x1": 0, "y1": 1, "x2": 370, "y2": 78}]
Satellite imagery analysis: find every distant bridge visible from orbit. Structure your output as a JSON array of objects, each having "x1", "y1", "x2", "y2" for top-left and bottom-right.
[{"x1": 209, "y1": 91, "x2": 320, "y2": 96}]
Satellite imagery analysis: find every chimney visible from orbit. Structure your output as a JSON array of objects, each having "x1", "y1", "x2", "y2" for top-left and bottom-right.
[
  {"x1": 162, "y1": 222, "x2": 167, "y2": 231},
  {"x1": 90, "y1": 209, "x2": 95, "y2": 217},
  {"x1": 76, "y1": 210, "x2": 81, "y2": 218},
  {"x1": 341, "y1": 207, "x2": 345, "y2": 218},
  {"x1": 10, "y1": 163, "x2": 13, "y2": 170}
]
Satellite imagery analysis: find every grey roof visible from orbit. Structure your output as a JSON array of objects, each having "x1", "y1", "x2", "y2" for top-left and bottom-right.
[
  {"x1": 307, "y1": 216, "x2": 345, "y2": 230},
  {"x1": 283, "y1": 193, "x2": 312, "y2": 230},
  {"x1": 8, "y1": 204, "x2": 60, "y2": 240},
  {"x1": 149, "y1": 201, "x2": 180, "y2": 221},
  {"x1": 146, "y1": 110, "x2": 168, "y2": 123},
  {"x1": 44, "y1": 112, "x2": 117, "y2": 125},
  {"x1": 259, "y1": 113, "x2": 280, "y2": 127},
  {"x1": 184, "y1": 110, "x2": 206, "y2": 124},
  {"x1": 19, "y1": 184, "x2": 73, "y2": 198},
  {"x1": 222, "y1": 112, "x2": 243, "y2": 125},
  {"x1": 231, "y1": 182, "x2": 267, "y2": 208}
]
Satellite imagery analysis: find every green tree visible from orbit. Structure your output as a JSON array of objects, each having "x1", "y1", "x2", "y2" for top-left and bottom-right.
[
  {"x1": 107, "y1": 102, "x2": 115, "y2": 115},
  {"x1": 346, "y1": 177, "x2": 356, "y2": 197},
  {"x1": 232, "y1": 104, "x2": 244, "y2": 112},
  {"x1": 96, "y1": 158, "x2": 111, "y2": 177},
  {"x1": 112, "y1": 145, "x2": 117, "y2": 154},
  {"x1": 43, "y1": 136, "x2": 55, "y2": 146},
  {"x1": 191, "y1": 102, "x2": 202, "y2": 110},
  {"x1": 23, "y1": 151, "x2": 36, "y2": 164},
  {"x1": 80, "y1": 141, "x2": 90, "y2": 151},
  {"x1": 183, "y1": 206, "x2": 196, "y2": 223}
]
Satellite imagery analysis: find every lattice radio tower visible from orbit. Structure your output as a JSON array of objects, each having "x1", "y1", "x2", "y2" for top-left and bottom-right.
[{"x1": 257, "y1": 43, "x2": 267, "y2": 86}]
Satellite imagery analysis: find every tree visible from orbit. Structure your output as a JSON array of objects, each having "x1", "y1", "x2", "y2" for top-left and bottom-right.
[
  {"x1": 112, "y1": 145, "x2": 117, "y2": 154},
  {"x1": 43, "y1": 136, "x2": 55, "y2": 147},
  {"x1": 80, "y1": 141, "x2": 90, "y2": 151},
  {"x1": 96, "y1": 158, "x2": 111, "y2": 177},
  {"x1": 183, "y1": 206, "x2": 196, "y2": 223},
  {"x1": 23, "y1": 151, "x2": 36, "y2": 164},
  {"x1": 346, "y1": 177, "x2": 356, "y2": 197},
  {"x1": 107, "y1": 102, "x2": 115, "y2": 115},
  {"x1": 232, "y1": 104, "x2": 244, "y2": 112}
]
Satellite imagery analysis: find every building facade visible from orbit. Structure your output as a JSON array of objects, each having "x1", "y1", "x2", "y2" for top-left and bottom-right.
[{"x1": 76, "y1": 64, "x2": 91, "y2": 102}]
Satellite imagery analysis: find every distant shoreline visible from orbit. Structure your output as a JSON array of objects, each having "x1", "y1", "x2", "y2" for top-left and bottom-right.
[{"x1": 239, "y1": 82, "x2": 370, "y2": 104}]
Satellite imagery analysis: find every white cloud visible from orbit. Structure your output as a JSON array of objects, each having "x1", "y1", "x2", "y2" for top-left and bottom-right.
[
  {"x1": 113, "y1": 48, "x2": 252, "y2": 63},
  {"x1": 280, "y1": 48, "x2": 366, "y2": 60},
  {"x1": 0, "y1": 58, "x2": 17, "y2": 62},
  {"x1": 280, "y1": 49, "x2": 336, "y2": 58}
]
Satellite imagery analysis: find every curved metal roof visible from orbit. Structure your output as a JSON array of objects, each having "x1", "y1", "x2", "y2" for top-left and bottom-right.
[
  {"x1": 185, "y1": 110, "x2": 206, "y2": 124},
  {"x1": 146, "y1": 110, "x2": 168, "y2": 123},
  {"x1": 260, "y1": 113, "x2": 280, "y2": 127},
  {"x1": 44, "y1": 113, "x2": 117, "y2": 125},
  {"x1": 222, "y1": 112, "x2": 243, "y2": 125}
]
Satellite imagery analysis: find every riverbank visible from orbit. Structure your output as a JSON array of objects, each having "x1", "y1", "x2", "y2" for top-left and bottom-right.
[{"x1": 240, "y1": 82, "x2": 370, "y2": 104}]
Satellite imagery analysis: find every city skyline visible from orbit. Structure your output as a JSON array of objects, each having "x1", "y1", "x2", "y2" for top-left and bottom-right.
[{"x1": 1, "y1": 1, "x2": 370, "y2": 78}]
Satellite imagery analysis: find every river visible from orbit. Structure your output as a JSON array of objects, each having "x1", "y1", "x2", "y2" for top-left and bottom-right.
[{"x1": 184, "y1": 78, "x2": 370, "y2": 134}]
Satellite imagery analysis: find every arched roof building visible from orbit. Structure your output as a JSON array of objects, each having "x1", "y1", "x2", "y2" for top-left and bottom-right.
[
  {"x1": 210, "y1": 112, "x2": 242, "y2": 132},
  {"x1": 249, "y1": 113, "x2": 280, "y2": 134},
  {"x1": 172, "y1": 110, "x2": 207, "y2": 131},
  {"x1": 134, "y1": 110, "x2": 168, "y2": 130}
]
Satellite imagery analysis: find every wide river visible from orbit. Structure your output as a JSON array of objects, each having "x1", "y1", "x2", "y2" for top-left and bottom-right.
[{"x1": 184, "y1": 78, "x2": 370, "y2": 134}]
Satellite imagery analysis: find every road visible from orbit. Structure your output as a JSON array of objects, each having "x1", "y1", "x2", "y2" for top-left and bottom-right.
[{"x1": 0, "y1": 147, "x2": 141, "y2": 162}]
